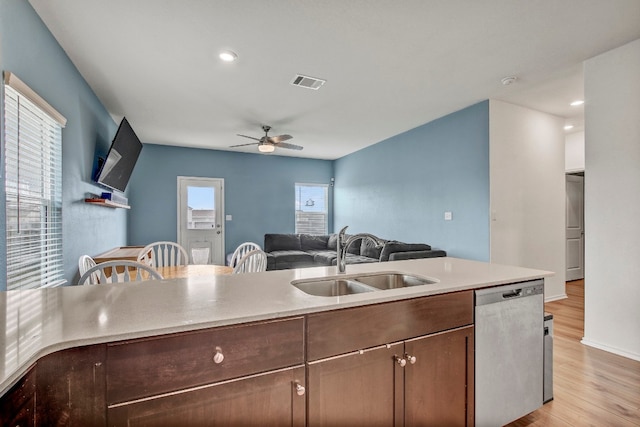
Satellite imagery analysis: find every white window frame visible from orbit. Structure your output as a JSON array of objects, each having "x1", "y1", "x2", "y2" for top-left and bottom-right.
[
  {"x1": 295, "y1": 183, "x2": 329, "y2": 235},
  {"x1": 3, "y1": 72, "x2": 67, "y2": 289}
]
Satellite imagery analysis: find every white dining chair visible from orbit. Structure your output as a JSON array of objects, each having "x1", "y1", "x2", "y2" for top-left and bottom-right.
[
  {"x1": 137, "y1": 241, "x2": 188, "y2": 267},
  {"x1": 78, "y1": 254, "x2": 96, "y2": 275},
  {"x1": 78, "y1": 260, "x2": 164, "y2": 285},
  {"x1": 232, "y1": 249, "x2": 268, "y2": 274},
  {"x1": 229, "y1": 242, "x2": 262, "y2": 268}
]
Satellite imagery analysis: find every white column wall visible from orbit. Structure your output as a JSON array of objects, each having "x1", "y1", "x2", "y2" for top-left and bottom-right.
[
  {"x1": 565, "y1": 131, "x2": 585, "y2": 172},
  {"x1": 489, "y1": 99, "x2": 566, "y2": 301},
  {"x1": 583, "y1": 39, "x2": 640, "y2": 361}
]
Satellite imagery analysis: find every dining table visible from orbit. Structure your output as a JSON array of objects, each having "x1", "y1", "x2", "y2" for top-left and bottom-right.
[{"x1": 155, "y1": 264, "x2": 233, "y2": 279}]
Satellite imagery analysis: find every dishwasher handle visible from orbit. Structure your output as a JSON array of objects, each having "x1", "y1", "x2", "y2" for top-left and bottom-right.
[{"x1": 502, "y1": 289, "x2": 522, "y2": 299}]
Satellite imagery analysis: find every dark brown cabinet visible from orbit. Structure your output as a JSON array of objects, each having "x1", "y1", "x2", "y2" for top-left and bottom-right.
[
  {"x1": 106, "y1": 317, "x2": 306, "y2": 426},
  {"x1": 108, "y1": 366, "x2": 306, "y2": 426},
  {"x1": 1, "y1": 290, "x2": 476, "y2": 426},
  {"x1": 306, "y1": 291, "x2": 474, "y2": 427},
  {"x1": 36, "y1": 344, "x2": 107, "y2": 426},
  {"x1": 0, "y1": 365, "x2": 36, "y2": 427},
  {"x1": 404, "y1": 326, "x2": 474, "y2": 426},
  {"x1": 307, "y1": 343, "x2": 404, "y2": 426}
]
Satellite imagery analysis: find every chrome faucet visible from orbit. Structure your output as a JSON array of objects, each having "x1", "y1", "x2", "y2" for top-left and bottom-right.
[{"x1": 336, "y1": 226, "x2": 385, "y2": 274}]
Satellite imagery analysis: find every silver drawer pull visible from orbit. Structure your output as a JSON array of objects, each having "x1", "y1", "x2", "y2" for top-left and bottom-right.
[
  {"x1": 213, "y1": 348, "x2": 224, "y2": 364},
  {"x1": 405, "y1": 354, "x2": 417, "y2": 364},
  {"x1": 395, "y1": 356, "x2": 407, "y2": 367},
  {"x1": 295, "y1": 382, "x2": 306, "y2": 396}
]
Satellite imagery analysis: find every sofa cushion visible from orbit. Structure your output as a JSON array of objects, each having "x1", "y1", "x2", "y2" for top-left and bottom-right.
[
  {"x1": 264, "y1": 234, "x2": 301, "y2": 252},
  {"x1": 330, "y1": 253, "x2": 377, "y2": 265},
  {"x1": 300, "y1": 234, "x2": 329, "y2": 250},
  {"x1": 360, "y1": 238, "x2": 386, "y2": 260},
  {"x1": 345, "y1": 235, "x2": 362, "y2": 255},
  {"x1": 269, "y1": 250, "x2": 314, "y2": 269},
  {"x1": 327, "y1": 234, "x2": 339, "y2": 250},
  {"x1": 379, "y1": 242, "x2": 433, "y2": 261},
  {"x1": 309, "y1": 250, "x2": 337, "y2": 266},
  {"x1": 388, "y1": 249, "x2": 446, "y2": 261}
]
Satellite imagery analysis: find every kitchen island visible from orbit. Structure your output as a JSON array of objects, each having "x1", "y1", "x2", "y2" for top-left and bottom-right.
[{"x1": 0, "y1": 257, "x2": 552, "y2": 425}]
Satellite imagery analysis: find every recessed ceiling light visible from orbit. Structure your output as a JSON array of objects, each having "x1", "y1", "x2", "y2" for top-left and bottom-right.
[
  {"x1": 570, "y1": 100, "x2": 584, "y2": 106},
  {"x1": 219, "y1": 50, "x2": 238, "y2": 62},
  {"x1": 564, "y1": 125, "x2": 574, "y2": 130}
]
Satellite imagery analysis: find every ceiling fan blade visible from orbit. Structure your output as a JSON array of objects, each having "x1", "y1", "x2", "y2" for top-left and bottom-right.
[
  {"x1": 229, "y1": 142, "x2": 259, "y2": 148},
  {"x1": 269, "y1": 134, "x2": 293, "y2": 143},
  {"x1": 275, "y1": 142, "x2": 303, "y2": 150},
  {"x1": 236, "y1": 134, "x2": 261, "y2": 142}
]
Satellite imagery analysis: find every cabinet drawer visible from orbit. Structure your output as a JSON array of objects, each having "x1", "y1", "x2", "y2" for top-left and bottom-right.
[
  {"x1": 107, "y1": 317, "x2": 304, "y2": 404},
  {"x1": 108, "y1": 366, "x2": 306, "y2": 427},
  {"x1": 307, "y1": 291, "x2": 473, "y2": 360}
]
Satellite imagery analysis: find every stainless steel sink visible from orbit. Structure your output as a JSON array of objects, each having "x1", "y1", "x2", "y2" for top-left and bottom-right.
[
  {"x1": 292, "y1": 272, "x2": 438, "y2": 296},
  {"x1": 292, "y1": 278, "x2": 376, "y2": 297},
  {"x1": 352, "y1": 273, "x2": 437, "y2": 290}
]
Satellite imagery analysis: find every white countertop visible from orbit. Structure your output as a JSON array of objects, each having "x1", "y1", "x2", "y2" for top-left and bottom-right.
[{"x1": 0, "y1": 257, "x2": 552, "y2": 395}]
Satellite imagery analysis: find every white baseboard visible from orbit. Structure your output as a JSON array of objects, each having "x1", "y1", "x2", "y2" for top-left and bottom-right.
[
  {"x1": 580, "y1": 338, "x2": 640, "y2": 362},
  {"x1": 545, "y1": 293, "x2": 567, "y2": 303}
]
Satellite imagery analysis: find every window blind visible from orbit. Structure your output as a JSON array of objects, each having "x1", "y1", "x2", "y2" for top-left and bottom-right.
[{"x1": 3, "y1": 73, "x2": 66, "y2": 289}]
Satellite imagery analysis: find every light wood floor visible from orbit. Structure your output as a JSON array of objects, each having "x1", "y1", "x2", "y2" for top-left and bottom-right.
[{"x1": 507, "y1": 280, "x2": 640, "y2": 426}]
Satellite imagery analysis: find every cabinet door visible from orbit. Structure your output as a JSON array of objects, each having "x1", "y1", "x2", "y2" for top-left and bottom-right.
[
  {"x1": 36, "y1": 345, "x2": 107, "y2": 426},
  {"x1": 108, "y1": 366, "x2": 305, "y2": 427},
  {"x1": 404, "y1": 326, "x2": 474, "y2": 427},
  {"x1": 307, "y1": 342, "x2": 404, "y2": 427},
  {"x1": 0, "y1": 366, "x2": 36, "y2": 427}
]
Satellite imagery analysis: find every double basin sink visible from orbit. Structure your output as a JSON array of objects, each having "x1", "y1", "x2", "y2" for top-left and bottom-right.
[{"x1": 292, "y1": 272, "x2": 438, "y2": 297}]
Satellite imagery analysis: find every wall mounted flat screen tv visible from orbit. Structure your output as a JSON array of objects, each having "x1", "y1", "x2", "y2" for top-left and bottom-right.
[{"x1": 96, "y1": 117, "x2": 143, "y2": 192}]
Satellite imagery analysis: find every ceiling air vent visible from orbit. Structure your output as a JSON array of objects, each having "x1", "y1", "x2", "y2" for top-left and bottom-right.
[{"x1": 291, "y1": 74, "x2": 326, "y2": 90}]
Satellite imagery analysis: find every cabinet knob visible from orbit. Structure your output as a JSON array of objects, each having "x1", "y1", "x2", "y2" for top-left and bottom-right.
[
  {"x1": 406, "y1": 354, "x2": 417, "y2": 364},
  {"x1": 395, "y1": 356, "x2": 407, "y2": 367},
  {"x1": 295, "y1": 382, "x2": 306, "y2": 396},
  {"x1": 213, "y1": 349, "x2": 224, "y2": 364}
]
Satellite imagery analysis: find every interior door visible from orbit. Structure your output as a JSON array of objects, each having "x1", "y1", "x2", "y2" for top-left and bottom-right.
[
  {"x1": 177, "y1": 177, "x2": 224, "y2": 265},
  {"x1": 566, "y1": 174, "x2": 584, "y2": 281}
]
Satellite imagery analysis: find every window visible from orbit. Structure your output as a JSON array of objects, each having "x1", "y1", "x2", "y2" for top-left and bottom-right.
[
  {"x1": 3, "y1": 72, "x2": 66, "y2": 289},
  {"x1": 295, "y1": 183, "x2": 328, "y2": 235}
]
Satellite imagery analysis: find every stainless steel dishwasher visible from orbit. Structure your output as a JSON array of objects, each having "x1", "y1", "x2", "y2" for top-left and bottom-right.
[{"x1": 475, "y1": 280, "x2": 544, "y2": 427}]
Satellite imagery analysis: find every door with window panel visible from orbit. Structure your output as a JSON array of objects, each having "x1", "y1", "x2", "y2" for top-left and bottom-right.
[
  {"x1": 295, "y1": 184, "x2": 328, "y2": 235},
  {"x1": 177, "y1": 177, "x2": 224, "y2": 265}
]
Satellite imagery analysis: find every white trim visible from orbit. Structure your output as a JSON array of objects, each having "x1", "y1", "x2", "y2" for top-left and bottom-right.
[
  {"x1": 3, "y1": 71, "x2": 67, "y2": 127},
  {"x1": 580, "y1": 338, "x2": 640, "y2": 362},
  {"x1": 544, "y1": 293, "x2": 567, "y2": 303}
]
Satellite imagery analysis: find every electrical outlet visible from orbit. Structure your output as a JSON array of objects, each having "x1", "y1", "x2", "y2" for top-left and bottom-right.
[
  {"x1": 444, "y1": 211, "x2": 452, "y2": 221},
  {"x1": 225, "y1": 215, "x2": 232, "y2": 221}
]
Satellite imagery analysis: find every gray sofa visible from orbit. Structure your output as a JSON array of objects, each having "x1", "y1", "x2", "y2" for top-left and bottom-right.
[{"x1": 264, "y1": 233, "x2": 446, "y2": 271}]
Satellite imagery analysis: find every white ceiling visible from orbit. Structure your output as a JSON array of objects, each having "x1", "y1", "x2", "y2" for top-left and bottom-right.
[{"x1": 29, "y1": 0, "x2": 640, "y2": 160}]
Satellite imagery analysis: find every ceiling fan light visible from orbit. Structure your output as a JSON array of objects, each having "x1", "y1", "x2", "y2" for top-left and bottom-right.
[
  {"x1": 258, "y1": 144, "x2": 275, "y2": 153},
  {"x1": 219, "y1": 50, "x2": 238, "y2": 62}
]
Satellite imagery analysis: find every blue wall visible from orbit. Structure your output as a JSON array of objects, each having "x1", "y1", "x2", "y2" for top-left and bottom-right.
[
  {"x1": 334, "y1": 101, "x2": 490, "y2": 261},
  {"x1": 127, "y1": 144, "x2": 334, "y2": 256},
  {"x1": 0, "y1": 0, "x2": 490, "y2": 288},
  {"x1": 0, "y1": 0, "x2": 124, "y2": 287}
]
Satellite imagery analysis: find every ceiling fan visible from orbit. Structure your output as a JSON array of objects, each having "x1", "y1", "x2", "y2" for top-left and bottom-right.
[{"x1": 231, "y1": 125, "x2": 303, "y2": 153}]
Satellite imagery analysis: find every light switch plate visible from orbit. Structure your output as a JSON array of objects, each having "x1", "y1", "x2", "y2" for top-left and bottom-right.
[
  {"x1": 444, "y1": 211, "x2": 452, "y2": 221},
  {"x1": 225, "y1": 215, "x2": 232, "y2": 221}
]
